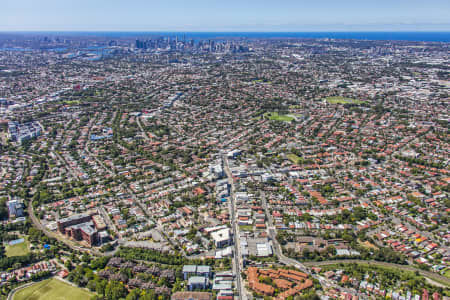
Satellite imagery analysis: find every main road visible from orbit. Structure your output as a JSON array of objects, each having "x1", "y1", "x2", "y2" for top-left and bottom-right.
[{"x1": 223, "y1": 155, "x2": 247, "y2": 300}]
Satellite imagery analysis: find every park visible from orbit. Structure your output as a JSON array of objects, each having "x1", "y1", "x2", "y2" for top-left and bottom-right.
[
  {"x1": 325, "y1": 96, "x2": 366, "y2": 105},
  {"x1": 13, "y1": 278, "x2": 94, "y2": 300}
]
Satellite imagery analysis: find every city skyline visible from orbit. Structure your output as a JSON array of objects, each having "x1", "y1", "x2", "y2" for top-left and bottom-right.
[{"x1": 1, "y1": 0, "x2": 450, "y2": 32}]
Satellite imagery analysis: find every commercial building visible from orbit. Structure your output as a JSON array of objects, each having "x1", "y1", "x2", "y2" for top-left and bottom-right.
[
  {"x1": 188, "y1": 276, "x2": 209, "y2": 291},
  {"x1": 65, "y1": 222, "x2": 99, "y2": 246},
  {"x1": 57, "y1": 213, "x2": 99, "y2": 246},
  {"x1": 182, "y1": 265, "x2": 211, "y2": 280},
  {"x1": 8, "y1": 121, "x2": 41, "y2": 144},
  {"x1": 247, "y1": 237, "x2": 273, "y2": 257},
  {"x1": 7, "y1": 200, "x2": 24, "y2": 218},
  {"x1": 210, "y1": 228, "x2": 231, "y2": 248}
]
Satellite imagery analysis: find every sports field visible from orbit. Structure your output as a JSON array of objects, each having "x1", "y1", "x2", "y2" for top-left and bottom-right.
[
  {"x1": 5, "y1": 237, "x2": 30, "y2": 257},
  {"x1": 326, "y1": 96, "x2": 366, "y2": 105},
  {"x1": 13, "y1": 278, "x2": 94, "y2": 300},
  {"x1": 264, "y1": 112, "x2": 294, "y2": 122}
]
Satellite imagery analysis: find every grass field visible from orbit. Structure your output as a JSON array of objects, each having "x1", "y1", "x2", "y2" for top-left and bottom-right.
[
  {"x1": 358, "y1": 239, "x2": 379, "y2": 250},
  {"x1": 444, "y1": 269, "x2": 450, "y2": 279},
  {"x1": 5, "y1": 237, "x2": 30, "y2": 257},
  {"x1": 13, "y1": 278, "x2": 94, "y2": 300},
  {"x1": 326, "y1": 96, "x2": 366, "y2": 105},
  {"x1": 264, "y1": 112, "x2": 294, "y2": 122},
  {"x1": 239, "y1": 225, "x2": 254, "y2": 232},
  {"x1": 252, "y1": 79, "x2": 271, "y2": 84},
  {"x1": 287, "y1": 153, "x2": 301, "y2": 164},
  {"x1": 63, "y1": 100, "x2": 81, "y2": 105}
]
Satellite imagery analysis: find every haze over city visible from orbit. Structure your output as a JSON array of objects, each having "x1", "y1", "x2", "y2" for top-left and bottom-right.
[{"x1": 1, "y1": 0, "x2": 450, "y2": 31}]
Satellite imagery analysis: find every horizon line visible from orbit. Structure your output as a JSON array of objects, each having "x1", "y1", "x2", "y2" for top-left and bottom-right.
[{"x1": 1, "y1": 30, "x2": 450, "y2": 33}]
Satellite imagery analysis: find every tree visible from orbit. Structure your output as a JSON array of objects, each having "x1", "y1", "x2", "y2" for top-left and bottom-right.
[
  {"x1": 91, "y1": 256, "x2": 110, "y2": 270},
  {"x1": 259, "y1": 276, "x2": 273, "y2": 285},
  {"x1": 0, "y1": 198, "x2": 9, "y2": 220},
  {"x1": 141, "y1": 289, "x2": 156, "y2": 300},
  {"x1": 65, "y1": 260, "x2": 73, "y2": 271},
  {"x1": 96, "y1": 279, "x2": 108, "y2": 296},
  {"x1": 325, "y1": 245, "x2": 336, "y2": 256},
  {"x1": 82, "y1": 253, "x2": 91, "y2": 264},
  {"x1": 87, "y1": 280, "x2": 97, "y2": 292},
  {"x1": 295, "y1": 291, "x2": 320, "y2": 300},
  {"x1": 105, "y1": 281, "x2": 127, "y2": 300},
  {"x1": 126, "y1": 289, "x2": 141, "y2": 300},
  {"x1": 353, "y1": 206, "x2": 367, "y2": 221},
  {"x1": 302, "y1": 248, "x2": 311, "y2": 259}
]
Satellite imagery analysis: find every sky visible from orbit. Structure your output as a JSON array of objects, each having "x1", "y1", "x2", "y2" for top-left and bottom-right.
[{"x1": 1, "y1": 0, "x2": 450, "y2": 32}]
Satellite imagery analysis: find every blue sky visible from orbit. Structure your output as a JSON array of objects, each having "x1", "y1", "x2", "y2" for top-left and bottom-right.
[{"x1": 1, "y1": 0, "x2": 449, "y2": 31}]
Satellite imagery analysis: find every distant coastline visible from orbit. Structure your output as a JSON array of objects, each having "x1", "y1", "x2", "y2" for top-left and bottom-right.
[{"x1": 0, "y1": 31, "x2": 449, "y2": 42}]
